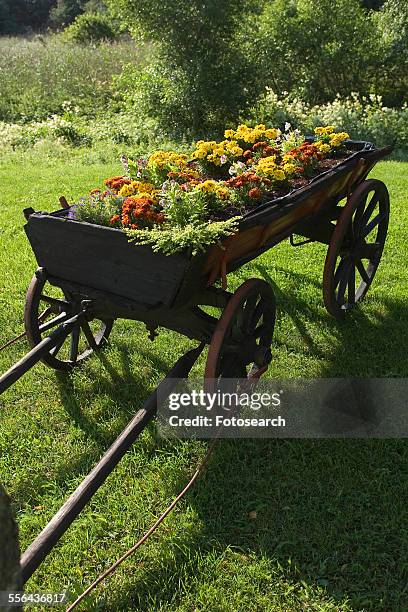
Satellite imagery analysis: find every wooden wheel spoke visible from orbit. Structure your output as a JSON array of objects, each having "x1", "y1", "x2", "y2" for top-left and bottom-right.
[
  {"x1": 355, "y1": 258, "x2": 370, "y2": 283},
  {"x1": 362, "y1": 193, "x2": 379, "y2": 226},
  {"x1": 336, "y1": 261, "x2": 352, "y2": 304},
  {"x1": 360, "y1": 241, "x2": 381, "y2": 260},
  {"x1": 254, "y1": 323, "x2": 272, "y2": 341},
  {"x1": 242, "y1": 294, "x2": 258, "y2": 330},
  {"x1": 363, "y1": 213, "x2": 385, "y2": 238},
  {"x1": 38, "y1": 311, "x2": 72, "y2": 334},
  {"x1": 348, "y1": 264, "x2": 356, "y2": 305},
  {"x1": 70, "y1": 326, "x2": 80, "y2": 363},
  {"x1": 334, "y1": 257, "x2": 348, "y2": 289},
  {"x1": 50, "y1": 338, "x2": 67, "y2": 357},
  {"x1": 40, "y1": 294, "x2": 70, "y2": 312},
  {"x1": 38, "y1": 307, "x2": 53, "y2": 323},
  {"x1": 352, "y1": 203, "x2": 365, "y2": 236},
  {"x1": 250, "y1": 299, "x2": 265, "y2": 329},
  {"x1": 81, "y1": 320, "x2": 98, "y2": 350}
]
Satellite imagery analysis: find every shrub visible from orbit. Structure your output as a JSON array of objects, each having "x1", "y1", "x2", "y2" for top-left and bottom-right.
[
  {"x1": 253, "y1": 0, "x2": 381, "y2": 104},
  {"x1": 63, "y1": 11, "x2": 116, "y2": 43},
  {"x1": 107, "y1": 0, "x2": 261, "y2": 137},
  {"x1": 248, "y1": 90, "x2": 408, "y2": 150},
  {"x1": 374, "y1": 0, "x2": 408, "y2": 106}
]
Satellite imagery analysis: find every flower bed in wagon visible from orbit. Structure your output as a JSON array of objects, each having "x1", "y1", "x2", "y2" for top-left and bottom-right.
[{"x1": 71, "y1": 124, "x2": 350, "y2": 254}]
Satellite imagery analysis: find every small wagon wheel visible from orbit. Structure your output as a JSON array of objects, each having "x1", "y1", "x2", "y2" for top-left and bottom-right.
[
  {"x1": 205, "y1": 279, "x2": 276, "y2": 383},
  {"x1": 323, "y1": 179, "x2": 390, "y2": 319},
  {"x1": 24, "y1": 270, "x2": 113, "y2": 371}
]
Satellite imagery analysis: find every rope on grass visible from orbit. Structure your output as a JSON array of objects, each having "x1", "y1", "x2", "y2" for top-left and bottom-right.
[{"x1": 66, "y1": 434, "x2": 221, "y2": 611}]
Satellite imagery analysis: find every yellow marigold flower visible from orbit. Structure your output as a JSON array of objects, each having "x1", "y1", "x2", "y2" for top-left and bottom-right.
[
  {"x1": 196, "y1": 180, "x2": 218, "y2": 193},
  {"x1": 283, "y1": 163, "x2": 297, "y2": 176},
  {"x1": 274, "y1": 169, "x2": 286, "y2": 181},
  {"x1": 264, "y1": 128, "x2": 279, "y2": 139},
  {"x1": 316, "y1": 143, "x2": 331, "y2": 154},
  {"x1": 256, "y1": 155, "x2": 279, "y2": 177},
  {"x1": 192, "y1": 149, "x2": 207, "y2": 159},
  {"x1": 215, "y1": 186, "x2": 230, "y2": 200},
  {"x1": 148, "y1": 150, "x2": 187, "y2": 169},
  {"x1": 119, "y1": 183, "x2": 136, "y2": 197},
  {"x1": 315, "y1": 125, "x2": 337, "y2": 136},
  {"x1": 224, "y1": 129, "x2": 235, "y2": 138},
  {"x1": 329, "y1": 132, "x2": 349, "y2": 146}
]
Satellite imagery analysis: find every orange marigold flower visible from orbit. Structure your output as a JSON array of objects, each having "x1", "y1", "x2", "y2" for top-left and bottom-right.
[
  {"x1": 109, "y1": 214, "x2": 121, "y2": 226},
  {"x1": 104, "y1": 176, "x2": 132, "y2": 192},
  {"x1": 252, "y1": 141, "x2": 268, "y2": 151},
  {"x1": 90, "y1": 188, "x2": 101, "y2": 195},
  {"x1": 248, "y1": 187, "x2": 262, "y2": 199}
]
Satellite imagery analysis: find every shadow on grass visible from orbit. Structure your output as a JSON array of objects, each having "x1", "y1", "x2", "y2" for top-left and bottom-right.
[
  {"x1": 10, "y1": 339, "x2": 178, "y2": 510},
  {"x1": 15, "y1": 261, "x2": 407, "y2": 609},
  {"x1": 255, "y1": 262, "x2": 408, "y2": 377},
  {"x1": 93, "y1": 265, "x2": 407, "y2": 611}
]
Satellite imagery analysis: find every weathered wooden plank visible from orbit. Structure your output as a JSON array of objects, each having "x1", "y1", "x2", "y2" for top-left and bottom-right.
[
  {"x1": 25, "y1": 215, "x2": 191, "y2": 307},
  {"x1": 20, "y1": 343, "x2": 204, "y2": 583}
]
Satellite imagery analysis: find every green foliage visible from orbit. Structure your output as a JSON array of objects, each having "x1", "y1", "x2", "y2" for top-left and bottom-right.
[
  {"x1": 0, "y1": 36, "x2": 143, "y2": 122},
  {"x1": 0, "y1": 0, "x2": 55, "y2": 33},
  {"x1": 74, "y1": 193, "x2": 122, "y2": 225},
  {"x1": 107, "y1": 0, "x2": 261, "y2": 137},
  {"x1": 254, "y1": 0, "x2": 380, "y2": 104},
  {"x1": 375, "y1": 0, "x2": 408, "y2": 106},
  {"x1": 127, "y1": 216, "x2": 241, "y2": 255},
  {"x1": 248, "y1": 90, "x2": 408, "y2": 151},
  {"x1": 63, "y1": 10, "x2": 116, "y2": 43},
  {"x1": 162, "y1": 183, "x2": 208, "y2": 227}
]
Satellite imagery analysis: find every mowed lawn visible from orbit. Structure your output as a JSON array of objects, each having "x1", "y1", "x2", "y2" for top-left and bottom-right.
[{"x1": 0, "y1": 150, "x2": 407, "y2": 611}]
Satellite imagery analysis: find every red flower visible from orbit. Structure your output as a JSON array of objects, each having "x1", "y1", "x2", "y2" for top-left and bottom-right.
[
  {"x1": 104, "y1": 176, "x2": 132, "y2": 193},
  {"x1": 248, "y1": 187, "x2": 262, "y2": 199},
  {"x1": 109, "y1": 214, "x2": 121, "y2": 226}
]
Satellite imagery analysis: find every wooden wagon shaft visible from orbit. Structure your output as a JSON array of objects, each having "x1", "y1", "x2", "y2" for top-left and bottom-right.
[
  {"x1": 20, "y1": 342, "x2": 204, "y2": 584},
  {"x1": 0, "y1": 315, "x2": 82, "y2": 396}
]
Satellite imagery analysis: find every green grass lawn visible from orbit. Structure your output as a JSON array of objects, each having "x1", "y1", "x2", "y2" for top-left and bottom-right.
[{"x1": 0, "y1": 150, "x2": 407, "y2": 611}]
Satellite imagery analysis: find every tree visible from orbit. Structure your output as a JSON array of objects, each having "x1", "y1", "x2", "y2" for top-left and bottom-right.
[
  {"x1": 255, "y1": 0, "x2": 380, "y2": 103},
  {"x1": 106, "y1": 0, "x2": 261, "y2": 136},
  {"x1": 375, "y1": 0, "x2": 408, "y2": 105}
]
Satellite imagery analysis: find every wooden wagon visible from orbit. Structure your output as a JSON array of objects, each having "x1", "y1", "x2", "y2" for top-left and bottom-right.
[
  {"x1": 18, "y1": 139, "x2": 391, "y2": 380},
  {"x1": 0, "y1": 138, "x2": 392, "y2": 584}
]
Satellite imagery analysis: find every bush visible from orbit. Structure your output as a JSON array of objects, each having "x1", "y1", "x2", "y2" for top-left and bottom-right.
[
  {"x1": 253, "y1": 0, "x2": 381, "y2": 104},
  {"x1": 374, "y1": 0, "x2": 408, "y2": 106},
  {"x1": 64, "y1": 11, "x2": 116, "y2": 43},
  {"x1": 107, "y1": 0, "x2": 261, "y2": 137},
  {"x1": 248, "y1": 89, "x2": 408, "y2": 150}
]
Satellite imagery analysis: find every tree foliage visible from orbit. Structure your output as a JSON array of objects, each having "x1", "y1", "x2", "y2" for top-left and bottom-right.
[
  {"x1": 63, "y1": 10, "x2": 116, "y2": 42},
  {"x1": 375, "y1": 0, "x2": 408, "y2": 105},
  {"x1": 254, "y1": 0, "x2": 381, "y2": 104},
  {"x1": 106, "y1": 0, "x2": 262, "y2": 136}
]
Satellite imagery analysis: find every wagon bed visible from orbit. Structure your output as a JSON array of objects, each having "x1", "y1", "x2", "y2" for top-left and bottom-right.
[{"x1": 24, "y1": 140, "x2": 391, "y2": 311}]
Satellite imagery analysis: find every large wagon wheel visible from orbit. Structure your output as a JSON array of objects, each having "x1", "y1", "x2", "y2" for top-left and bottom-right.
[
  {"x1": 323, "y1": 179, "x2": 389, "y2": 319},
  {"x1": 205, "y1": 279, "x2": 276, "y2": 385},
  {"x1": 24, "y1": 270, "x2": 113, "y2": 371}
]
